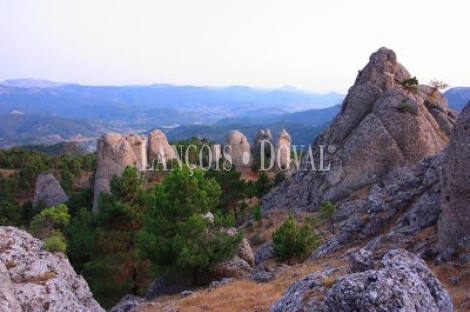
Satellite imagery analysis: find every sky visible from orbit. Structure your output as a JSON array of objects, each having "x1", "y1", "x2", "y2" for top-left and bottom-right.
[{"x1": 0, "y1": 0, "x2": 468, "y2": 93}]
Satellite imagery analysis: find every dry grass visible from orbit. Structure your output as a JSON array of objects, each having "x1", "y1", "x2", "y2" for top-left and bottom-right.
[
  {"x1": 428, "y1": 262, "x2": 470, "y2": 310},
  {"x1": 137, "y1": 260, "x2": 334, "y2": 312}
]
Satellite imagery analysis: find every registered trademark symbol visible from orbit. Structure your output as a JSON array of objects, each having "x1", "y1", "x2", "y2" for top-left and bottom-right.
[{"x1": 328, "y1": 145, "x2": 336, "y2": 154}]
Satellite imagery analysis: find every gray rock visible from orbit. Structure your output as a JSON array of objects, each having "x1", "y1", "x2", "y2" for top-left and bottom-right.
[
  {"x1": 181, "y1": 290, "x2": 194, "y2": 297},
  {"x1": 32, "y1": 172, "x2": 68, "y2": 208},
  {"x1": 348, "y1": 248, "x2": 374, "y2": 273},
  {"x1": 208, "y1": 278, "x2": 234, "y2": 292},
  {"x1": 271, "y1": 249, "x2": 453, "y2": 312},
  {"x1": 211, "y1": 255, "x2": 253, "y2": 278},
  {"x1": 0, "y1": 226, "x2": 104, "y2": 312},
  {"x1": 438, "y1": 101, "x2": 470, "y2": 252},
  {"x1": 109, "y1": 294, "x2": 144, "y2": 312},
  {"x1": 251, "y1": 265, "x2": 275, "y2": 283},
  {"x1": 254, "y1": 242, "x2": 274, "y2": 265},
  {"x1": 263, "y1": 47, "x2": 455, "y2": 212}
]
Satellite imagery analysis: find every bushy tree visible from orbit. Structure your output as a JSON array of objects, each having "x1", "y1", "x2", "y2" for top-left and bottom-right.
[
  {"x1": 137, "y1": 166, "x2": 242, "y2": 285},
  {"x1": 256, "y1": 172, "x2": 274, "y2": 198},
  {"x1": 29, "y1": 204, "x2": 71, "y2": 253},
  {"x1": 80, "y1": 166, "x2": 151, "y2": 308},
  {"x1": 272, "y1": 215, "x2": 319, "y2": 265}
]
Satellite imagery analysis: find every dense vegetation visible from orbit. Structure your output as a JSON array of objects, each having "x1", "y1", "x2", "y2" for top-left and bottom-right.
[{"x1": 0, "y1": 144, "x2": 287, "y2": 308}]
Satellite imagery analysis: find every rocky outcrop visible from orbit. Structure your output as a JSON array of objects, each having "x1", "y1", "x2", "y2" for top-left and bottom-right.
[
  {"x1": 313, "y1": 154, "x2": 444, "y2": 257},
  {"x1": 0, "y1": 226, "x2": 104, "y2": 312},
  {"x1": 271, "y1": 249, "x2": 453, "y2": 312},
  {"x1": 212, "y1": 228, "x2": 255, "y2": 278},
  {"x1": 32, "y1": 172, "x2": 68, "y2": 209},
  {"x1": 226, "y1": 130, "x2": 252, "y2": 170},
  {"x1": 438, "y1": 101, "x2": 470, "y2": 252},
  {"x1": 93, "y1": 133, "x2": 140, "y2": 211},
  {"x1": 275, "y1": 129, "x2": 291, "y2": 172},
  {"x1": 147, "y1": 129, "x2": 175, "y2": 165},
  {"x1": 263, "y1": 47, "x2": 456, "y2": 212}
]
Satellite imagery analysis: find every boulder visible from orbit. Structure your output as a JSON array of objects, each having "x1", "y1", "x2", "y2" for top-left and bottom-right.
[
  {"x1": 147, "y1": 129, "x2": 175, "y2": 166},
  {"x1": 32, "y1": 172, "x2": 68, "y2": 208},
  {"x1": 93, "y1": 133, "x2": 139, "y2": 211},
  {"x1": 0, "y1": 226, "x2": 104, "y2": 312},
  {"x1": 271, "y1": 249, "x2": 453, "y2": 312},
  {"x1": 348, "y1": 248, "x2": 374, "y2": 273},
  {"x1": 109, "y1": 294, "x2": 144, "y2": 312},
  {"x1": 263, "y1": 47, "x2": 456, "y2": 212},
  {"x1": 226, "y1": 130, "x2": 252, "y2": 170},
  {"x1": 438, "y1": 101, "x2": 470, "y2": 252}
]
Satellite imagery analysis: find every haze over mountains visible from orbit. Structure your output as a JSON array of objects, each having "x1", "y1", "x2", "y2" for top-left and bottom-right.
[{"x1": 0, "y1": 79, "x2": 468, "y2": 148}]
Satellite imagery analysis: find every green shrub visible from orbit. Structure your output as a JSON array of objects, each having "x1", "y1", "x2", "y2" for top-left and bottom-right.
[
  {"x1": 400, "y1": 76, "x2": 419, "y2": 93},
  {"x1": 272, "y1": 215, "x2": 319, "y2": 265},
  {"x1": 252, "y1": 204, "x2": 262, "y2": 222},
  {"x1": 398, "y1": 101, "x2": 413, "y2": 113},
  {"x1": 43, "y1": 231, "x2": 67, "y2": 253}
]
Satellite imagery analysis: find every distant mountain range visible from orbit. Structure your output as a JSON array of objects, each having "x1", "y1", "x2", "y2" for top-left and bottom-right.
[
  {"x1": 0, "y1": 79, "x2": 468, "y2": 149},
  {"x1": 443, "y1": 87, "x2": 470, "y2": 111}
]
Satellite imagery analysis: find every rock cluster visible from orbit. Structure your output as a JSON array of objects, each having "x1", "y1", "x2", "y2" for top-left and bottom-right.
[
  {"x1": 271, "y1": 249, "x2": 453, "y2": 312},
  {"x1": 32, "y1": 172, "x2": 68, "y2": 208},
  {"x1": 263, "y1": 47, "x2": 456, "y2": 212},
  {"x1": 0, "y1": 226, "x2": 104, "y2": 312},
  {"x1": 93, "y1": 129, "x2": 174, "y2": 211}
]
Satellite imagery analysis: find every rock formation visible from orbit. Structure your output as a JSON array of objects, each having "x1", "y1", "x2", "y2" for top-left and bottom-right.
[
  {"x1": 147, "y1": 129, "x2": 175, "y2": 166},
  {"x1": 263, "y1": 47, "x2": 456, "y2": 212},
  {"x1": 274, "y1": 129, "x2": 291, "y2": 172},
  {"x1": 271, "y1": 249, "x2": 453, "y2": 312},
  {"x1": 313, "y1": 154, "x2": 445, "y2": 256},
  {"x1": 0, "y1": 226, "x2": 104, "y2": 312},
  {"x1": 32, "y1": 172, "x2": 68, "y2": 208},
  {"x1": 93, "y1": 133, "x2": 140, "y2": 211},
  {"x1": 438, "y1": 101, "x2": 470, "y2": 252},
  {"x1": 226, "y1": 130, "x2": 252, "y2": 170}
]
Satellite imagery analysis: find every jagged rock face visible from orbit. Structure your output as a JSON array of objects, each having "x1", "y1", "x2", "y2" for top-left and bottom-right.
[
  {"x1": 271, "y1": 249, "x2": 453, "y2": 312},
  {"x1": 275, "y1": 129, "x2": 291, "y2": 172},
  {"x1": 263, "y1": 47, "x2": 456, "y2": 212},
  {"x1": 0, "y1": 226, "x2": 104, "y2": 312},
  {"x1": 226, "y1": 130, "x2": 252, "y2": 170},
  {"x1": 313, "y1": 154, "x2": 444, "y2": 257},
  {"x1": 438, "y1": 102, "x2": 470, "y2": 252},
  {"x1": 147, "y1": 129, "x2": 175, "y2": 165},
  {"x1": 93, "y1": 132, "x2": 139, "y2": 211},
  {"x1": 32, "y1": 172, "x2": 68, "y2": 209}
]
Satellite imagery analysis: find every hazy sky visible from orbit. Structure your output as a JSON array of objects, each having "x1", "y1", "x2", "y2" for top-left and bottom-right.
[{"x1": 0, "y1": 0, "x2": 468, "y2": 92}]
